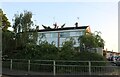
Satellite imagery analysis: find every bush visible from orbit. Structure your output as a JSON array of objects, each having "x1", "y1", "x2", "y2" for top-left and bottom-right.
[
  {"x1": 12, "y1": 41, "x2": 59, "y2": 60},
  {"x1": 56, "y1": 51, "x2": 109, "y2": 73},
  {"x1": 74, "y1": 51, "x2": 108, "y2": 66},
  {"x1": 58, "y1": 39, "x2": 75, "y2": 60},
  {"x1": 8, "y1": 40, "x2": 110, "y2": 73}
]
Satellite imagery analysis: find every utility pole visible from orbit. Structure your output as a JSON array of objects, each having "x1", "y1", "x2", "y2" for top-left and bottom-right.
[
  {"x1": 58, "y1": 32, "x2": 60, "y2": 48},
  {"x1": 0, "y1": 9, "x2": 3, "y2": 28}
]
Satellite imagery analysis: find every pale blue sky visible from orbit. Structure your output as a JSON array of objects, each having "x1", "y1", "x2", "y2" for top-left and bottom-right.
[{"x1": 1, "y1": 1, "x2": 118, "y2": 52}]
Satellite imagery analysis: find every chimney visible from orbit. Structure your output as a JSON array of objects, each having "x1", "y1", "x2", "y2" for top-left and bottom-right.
[
  {"x1": 75, "y1": 22, "x2": 78, "y2": 27},
  {"x1": 53, "y1": 22, "x2": 57, "y2": 29}
]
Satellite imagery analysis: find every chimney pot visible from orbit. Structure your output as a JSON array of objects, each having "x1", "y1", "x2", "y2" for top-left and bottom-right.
[{"x1": 75, "y1": 22, "x2": 78, "y2": 27}]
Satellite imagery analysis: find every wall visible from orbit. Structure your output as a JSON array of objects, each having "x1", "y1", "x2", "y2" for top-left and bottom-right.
[{"x1": 96, "y1": 47, "x2": 103, "y2": 56}]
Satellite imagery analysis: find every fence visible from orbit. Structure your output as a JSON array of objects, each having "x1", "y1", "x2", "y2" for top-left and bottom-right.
[{"x1": 2, "y1": 59, "x2": 120, "y2": 75}]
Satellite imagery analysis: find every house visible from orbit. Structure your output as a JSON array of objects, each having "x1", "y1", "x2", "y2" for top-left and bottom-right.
[
  {"x1": 36, "y1": 23, "x2": 104, "y2": 55},
  {"x1": 37, "y1": 24, "x2": 91, "y2": 48},
  {"x1": 103, "y1": 50, "x2": 120, "y2": 59}
]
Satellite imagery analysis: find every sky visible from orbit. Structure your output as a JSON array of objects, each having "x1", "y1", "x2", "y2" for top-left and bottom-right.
[{"x1": 0, "y1": 0, "x2": 119, "y2": 52}]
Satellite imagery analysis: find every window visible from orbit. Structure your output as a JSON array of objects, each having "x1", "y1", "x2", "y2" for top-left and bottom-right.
[
  {"x1": 70, "y1": 31, "x2": 83, "y2": 37},
  {"x1": 51, "y1": 32, "x2": 58, "y2": 38},
  {"x1": 45, "y1": 33, "x2": 51, "y2": 38},
  {"x1": 60, "y1": 32, "x2": 70, "y2": 38}
]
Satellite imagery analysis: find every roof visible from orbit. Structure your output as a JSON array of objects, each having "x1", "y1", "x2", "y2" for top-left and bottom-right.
[
  {"x1": 103, "y1": 50, "x2": 120, "y2": 54},
  {"x1": 37, "y1": 26, "x2": 89, "y2": 32}
]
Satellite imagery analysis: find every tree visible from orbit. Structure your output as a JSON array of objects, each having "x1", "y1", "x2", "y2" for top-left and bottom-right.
[
  {"x1": 1, "y1": 9, "x2": 14, "y2": 58},
  {"x1": 94, "y1": 31, "x2": 104, "y2": 48},
  {"x1": 58, "y1": 38, "x2": 75, "y2": 60},
  {"x1": 12, "y1": 41, "x2": 59, "y2": 60},
  {"x1": 78, "y1": 30, "x2": 105, "y2": 52},
  {"x1": 12, "y1": 10, "x2": 38, "y2": 49},
  {"x1": 0, "y1": 9, "x2": 11, "y2": 31},
  {"x1": 2, "y1": 30, "x2": 15, "y2": 58}
]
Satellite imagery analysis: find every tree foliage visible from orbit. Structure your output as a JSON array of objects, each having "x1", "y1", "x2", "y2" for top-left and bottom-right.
[
  {"x1": 2, "y1": 30, "x2": 15, "y2": 57},
  {"x1": 94, "y1": 31, "x2": 104, "y2": 48},
  {"x1": 0, "y1": 9, "x2": 11, "y2": 31},
  {"x1": 12, "y1": 10, "x2": 38, "y2": 48},
  {"x1": 78, "y1": 30, "x2": 105, "y2": 52},
  {"x1": 1, "y1": 9, "x2": 14, "y2": 58},
  {"x1": 58, "y1": 38, "x2": 75, "y2": 60},
  {"x1": 2, "y1": 10, "x2": 39, "y2": 58},
  {"x1": 13, "y1": 41, "x2": 59, "y2": 60}
]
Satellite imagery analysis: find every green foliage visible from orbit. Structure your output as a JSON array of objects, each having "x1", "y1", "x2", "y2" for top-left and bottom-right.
[
  {"x1": 13, "y1": 41, "x2": 59, "y2": 60},
  {"x1": 58, "y1": 38, "x2": 75, "y2": 60},
  {"x1": 74, "y1": 51, "x2": 107, "y2": 61},
  {"x1": 39, "y1": 41, "x2": 59, "y2": 60},
  {"x1": 12, "y1": 10, "x2": 38, "y2": 48},
  {"x1": 1, "y1": 9, "x2": 15, "y2": 58},
  {"x1": 2, "y1": 30, "x2": 15, "y2": 57},
  {"x1": 11, "y1": 38, "x2": 106, "y2": 62},
  {"x1": 78, "y1": 31, "x2": 105, "y2": 52},
  {"x1": 8, "y1": 38, "x2": 108, "y2": 73},
  {"x1": 2, "y1": 14, "x2": 11, "y2": 31},
  {"x1": 0, "y1": 9, "x2": 11, "y2": 31},
  {"x1": 94, "y1": 31, "x2": 105, "y2": 48},
  {"x1": 0, "y1": 9, "x2": 2, "y2": 26}
]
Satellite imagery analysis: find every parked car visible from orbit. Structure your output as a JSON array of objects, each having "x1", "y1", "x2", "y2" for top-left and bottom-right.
[
  {"x1": 107, "y1": 56, "x2": 119, "y2": 66},
  {"x1": 116, "y1": 56, "x2": 120, "y2": 66}
]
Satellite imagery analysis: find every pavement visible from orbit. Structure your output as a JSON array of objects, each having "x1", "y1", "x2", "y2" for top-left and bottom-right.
[
  {"x1": 1, "y1": 75, "x2": 10, "y2": 77},
  {"x1": 2, "y1": 68, "x2": 53, "y2": 75},
  {"x1": 2, "y1": 68, "x2": 120, "y2": 77}
]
